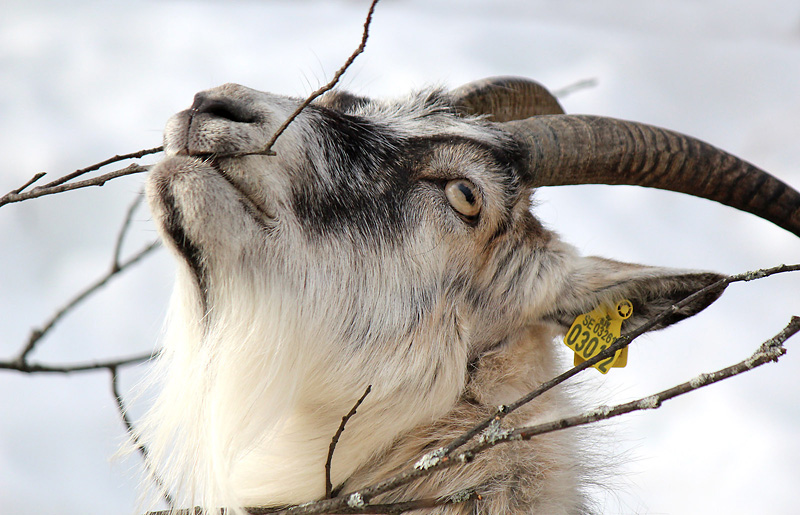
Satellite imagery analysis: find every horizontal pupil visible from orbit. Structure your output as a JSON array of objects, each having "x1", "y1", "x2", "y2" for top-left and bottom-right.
[{"x1": 458, "y1": 183, "x2": 475, "y2": 204}]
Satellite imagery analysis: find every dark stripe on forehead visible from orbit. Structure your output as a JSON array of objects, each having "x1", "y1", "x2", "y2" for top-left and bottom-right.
[
  {"x1": 314, "y1": 107, "x2": 396, "y2": 170},
  {"x1": 291, "y1": 107, "x2": 410, "y2": 245}
]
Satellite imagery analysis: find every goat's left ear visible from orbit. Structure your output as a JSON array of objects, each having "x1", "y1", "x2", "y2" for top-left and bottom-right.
[{"x1": 544, "y1": 256, "x2": 728, "y2": 334}]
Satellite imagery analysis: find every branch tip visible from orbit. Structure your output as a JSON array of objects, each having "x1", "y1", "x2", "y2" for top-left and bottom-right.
[
  {"x1": 259, "y1": 0, "x2": 380, "y2": 156},
  {"x1": 326, "y1": 384, "x2": 373, "y2": 499}
]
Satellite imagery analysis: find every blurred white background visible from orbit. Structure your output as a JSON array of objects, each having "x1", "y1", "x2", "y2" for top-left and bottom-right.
[{"x1": 1, "y1": 1, "x2": 799, "y2": 513}]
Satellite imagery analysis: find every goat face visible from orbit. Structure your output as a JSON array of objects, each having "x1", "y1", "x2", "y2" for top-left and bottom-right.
[{"x1": 143, "y1": 78, "x2": 800, "y2": 512}]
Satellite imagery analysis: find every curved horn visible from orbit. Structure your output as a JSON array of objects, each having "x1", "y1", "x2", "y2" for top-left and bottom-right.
[
  {"x1": 450, "y1": 76, "x2": 565, "y2": 121},
  {"x1": 505, "y1": 115, "x2": 800, "y2": 237}
]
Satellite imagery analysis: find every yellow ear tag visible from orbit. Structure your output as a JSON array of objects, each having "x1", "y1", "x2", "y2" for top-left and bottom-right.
[{"x1": 563, "y1": 299, "x2": 633, "y2": 374}]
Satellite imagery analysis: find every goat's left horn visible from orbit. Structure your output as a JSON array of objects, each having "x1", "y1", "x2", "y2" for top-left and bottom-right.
[
  {"x1": 450, "y1": 77, "x2": 565, "y2": 121},
  {"x1": 504, "y1": 115, "x2": 800, "y2": 238}
]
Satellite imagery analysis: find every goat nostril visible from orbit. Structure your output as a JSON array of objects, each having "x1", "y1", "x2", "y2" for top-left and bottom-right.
[{"x1": 190, "y1": 94, "x2": 256, "y2": 124}]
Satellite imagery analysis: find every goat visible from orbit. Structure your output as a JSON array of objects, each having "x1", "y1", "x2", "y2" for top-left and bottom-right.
[{"x1": 140, "y1": 77, "x2": 800, "y2": 514}]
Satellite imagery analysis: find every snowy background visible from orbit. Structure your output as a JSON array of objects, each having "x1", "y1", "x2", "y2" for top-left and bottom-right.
[{"x1": 2, "y1": 0, "x2": 799, "y2": 513}]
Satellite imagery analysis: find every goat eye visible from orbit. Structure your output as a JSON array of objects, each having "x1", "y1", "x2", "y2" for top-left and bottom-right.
[{"x1": 445, "y1": 179, "x2": 481, "y2": 218}]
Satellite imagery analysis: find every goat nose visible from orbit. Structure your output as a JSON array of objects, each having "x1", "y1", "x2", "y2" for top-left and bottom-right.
[{"x1": 190, "y1": 93, "x2": 257, "y2": 124}]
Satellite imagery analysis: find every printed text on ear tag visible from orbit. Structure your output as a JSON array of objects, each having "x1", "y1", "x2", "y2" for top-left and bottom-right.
[{"x1": 563, "y1": 299, "x2": 633, "y2": 374}]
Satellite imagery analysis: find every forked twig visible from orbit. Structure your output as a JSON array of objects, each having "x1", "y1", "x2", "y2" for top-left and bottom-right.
[
  {"x1": 41, "y1": 146, "x2": 163, "y2": 189},
  {"x1": 1, "y1": 145, "x2": 161, "y2": 208},
  {"x1": 9, "y1": 172, "x2": 47, "y2": 195},
  {"x1": 0, "y1": 163, "x2": 151, "y2": 208}
]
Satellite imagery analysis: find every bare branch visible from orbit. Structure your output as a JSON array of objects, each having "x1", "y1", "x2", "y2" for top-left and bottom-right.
[
  {"x1": 2, "y1": 186, "x2": 160, "y2": 374},
  {"x1": 0, "y1": 163, "x2": 151, "y2": 208},
  {"x1": 1, "y1": 145, "x2": 160, "y2": 208},
  {"x1": 110, "y1": 365, "x2": 145, "y2": 455},
  {"x1": 113, "y1": 191, "x2": 146, "y2": 272},
  {"x1": 256, "y1": 0, "x2": 380, "y2": 156},
  {"x1": 327, "y1": 385, "x2": 373, "y2": 499},
  {"x1": 39, "y1": 146, "x2": 163, "y2": 190},
  {"x1": 0, "y1": 351, "x2": 155, "y2": 374},
  {"x1": 505, "y1": 315, "x2": 799, "y2": 442}
]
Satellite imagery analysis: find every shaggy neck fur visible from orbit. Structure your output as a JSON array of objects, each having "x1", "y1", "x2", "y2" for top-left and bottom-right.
[{"x1": 137, "y1": 242, "x2": 480, "y2": 511}]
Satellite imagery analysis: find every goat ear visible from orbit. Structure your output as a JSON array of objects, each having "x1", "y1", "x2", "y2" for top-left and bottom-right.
[{"x1": 545, "y1": 256, "x2": 727, "y2": 334}]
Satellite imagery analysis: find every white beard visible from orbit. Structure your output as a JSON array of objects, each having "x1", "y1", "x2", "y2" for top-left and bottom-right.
[{"x1": 135, "y1": 242, "x2": 471, "y2": 513}]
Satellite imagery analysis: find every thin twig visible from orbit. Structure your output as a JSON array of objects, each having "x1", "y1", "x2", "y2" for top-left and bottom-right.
[
  {"x1": 40, "y1": 146, "x2": 163, "y2": 189},
  {"x1": 10, "y1": 172, "x2": 47, "y2": 194},
  {"x1": 110, "y1": 365, "x2": 145, "y2": 455},
  {"x1": 111, "y1": 366, "x2": 176, "y2": 508},
  {"x1": 0, "y1": 163, "x2": 151, "y2": 208},
  {"x1": 326, "y1": 385, "x2": 373, "y2": 498},
  {"x1": 0, "y1": 351, "x2": 155, "y2": 374},
  {"x1": 113, "y1": 192, "x2": 145, "y2": 271},
  {"x1": 256, "y1": 0, "x2": 380, "y2": 156},
  {"x1": 13, "y1": 240, "x2": 160, "y2": 363}
]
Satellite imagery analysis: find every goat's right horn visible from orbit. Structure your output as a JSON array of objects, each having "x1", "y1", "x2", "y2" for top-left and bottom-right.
[
  {"x1": 450, "y1": 76, "x2": 565, "y2": 121},
  {"x1": 504, "y1": 115, "x2": 800, "y2": 237}
]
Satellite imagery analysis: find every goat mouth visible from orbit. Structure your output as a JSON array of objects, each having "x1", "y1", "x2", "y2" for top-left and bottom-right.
[{"x1": 204, "y1": 157, "x2": 277, "y2": 228}]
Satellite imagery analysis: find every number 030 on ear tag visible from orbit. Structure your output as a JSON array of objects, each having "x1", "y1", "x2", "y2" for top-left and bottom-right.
[{"x1": 563, "y1": 300, "x2": 633, "y2": 374}]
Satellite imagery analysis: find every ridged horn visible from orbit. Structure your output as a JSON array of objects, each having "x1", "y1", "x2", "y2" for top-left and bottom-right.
[
  {"x1": 504, "y1": 115, "x2": 800, "y2": 237},
  {"x1": 450, "y1": 76, "x2": 565, "y2": 121}
]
